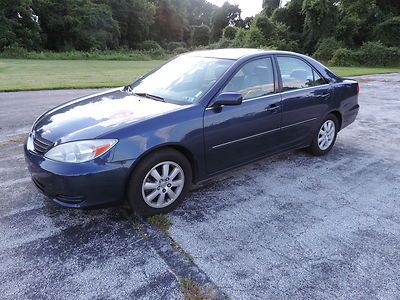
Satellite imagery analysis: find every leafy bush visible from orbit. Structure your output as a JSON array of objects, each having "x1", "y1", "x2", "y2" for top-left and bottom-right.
[
  {"x1": 138, "y1": 40, "x2": 166, "y2": 58},
  {"x1": 223, "y1": 26, "x2": 238, "y2": 40},
  {"x1": 358, "y1": 42, "x2": 400, "y2": 66},
  {"x1": 172, "y1": 47, "x2": 188, "y2": 55},
  {"x1": 244, "y1": 27, "x2": 267, "y2": 48},
  {"x1": 0, "y1": 44, "x2": 29, "y2": 58},
  {"x1": 329, "y1": 43, "x2": 400, "y2": 67},
  {"x1": 0, "y1": 48, "x2": 170, "y2": 61},
  {"x1": 139, "y1": 40, "x2": 163, "y2": 51},
  {"x1": 271, "y1": 40, "x2": 300, "y2": 52},
  {"x1": 329, "y1": 48, "x2": 359, "y2": 66},
  {"x1": 313, "y1": 38, "x2": 344, "y2": 62},
  {"x1": 216, "y1": 38, "x2": 235, "y2": 48},
  {"x1": 233, "y1": 28, "x2": 247, "y2": 47},
  {"x1": 166, "y1": 41, "x2": 186, "y2": 52}
]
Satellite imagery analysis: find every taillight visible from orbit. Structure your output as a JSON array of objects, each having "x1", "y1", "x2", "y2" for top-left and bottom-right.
[{"x1": 356, "y1": 83, "x2": 360, "y2": 94}]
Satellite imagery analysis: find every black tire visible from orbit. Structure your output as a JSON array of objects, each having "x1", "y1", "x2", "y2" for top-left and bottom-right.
[
  {"x1": 308, "y1": 114, "x2": 339, "y2": 156},
  {"x1": 127, "y1": 148, "x2": 192, "y2": 217}
]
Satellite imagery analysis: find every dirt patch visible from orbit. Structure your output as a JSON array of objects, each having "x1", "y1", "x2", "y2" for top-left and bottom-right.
[
  {"x1": 180, "y1": 278, "x2": 217, "y2": 300},
  {"x1": 0, "y1": 133, "x2": 27, "y2": 146}
]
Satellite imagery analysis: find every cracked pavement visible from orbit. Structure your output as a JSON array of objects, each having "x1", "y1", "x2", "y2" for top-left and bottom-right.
[{"x1": 1, "y1": 73, "x2": 400, "y2": 299}]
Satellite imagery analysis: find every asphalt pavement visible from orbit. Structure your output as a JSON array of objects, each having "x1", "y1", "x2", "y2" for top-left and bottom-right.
[{"x1": 1, "y1": 73, "x2": 399, "y2": 299}]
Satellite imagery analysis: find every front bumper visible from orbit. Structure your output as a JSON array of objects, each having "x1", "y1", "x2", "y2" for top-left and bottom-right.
[{"x1": 24, "y1": 137, "x2": 135, "y2": 208}]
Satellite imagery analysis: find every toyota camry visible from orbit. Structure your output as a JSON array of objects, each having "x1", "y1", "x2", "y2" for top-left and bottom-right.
[{"x1": 24, "y1": 49, "x2": 360, "y2": 216}]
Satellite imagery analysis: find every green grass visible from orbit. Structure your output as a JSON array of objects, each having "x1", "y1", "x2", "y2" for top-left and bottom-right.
[
  {"x1": 0, "y1": 59, "x2": 163, "y2": 91},
  {"x1": 0, "y1": 59, "x2": 399, "y2": 91},
  {"x1": 147, "y1": 214, "x2": 172, "y2": 232},
  {"x1": 329, "y1": 66, "x2": 400, "y2": 77}
]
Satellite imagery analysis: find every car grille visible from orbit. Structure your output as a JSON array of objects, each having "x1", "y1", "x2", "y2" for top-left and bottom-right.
[{"x1": 33, "y1": 135, "x2": 53, "y2": 155}]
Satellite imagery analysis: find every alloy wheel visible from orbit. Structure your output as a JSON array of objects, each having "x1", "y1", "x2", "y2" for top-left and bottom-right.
[
  {"x1": 318, "y1": 120, "x2": 336, "y2": 150},
  {"x1": 141, "y1": 161, "x2": 185, "y2": 208}
]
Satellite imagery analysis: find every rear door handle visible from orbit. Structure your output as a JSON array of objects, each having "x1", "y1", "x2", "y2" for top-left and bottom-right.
[
  {"x1": 266, "y1": 104, "x2": 280, "y2": 112},
  {"x1": 320, "y1": 92, "x2": 330, "y2": 99}
]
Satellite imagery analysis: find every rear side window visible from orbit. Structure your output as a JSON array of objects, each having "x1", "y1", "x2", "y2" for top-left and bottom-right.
[
  {"x1": 277, "y1": 56, "x2": 326, "y2": 91},
  {"x1": 222, "y1": 58, "x2": 275, "y2": 100}
]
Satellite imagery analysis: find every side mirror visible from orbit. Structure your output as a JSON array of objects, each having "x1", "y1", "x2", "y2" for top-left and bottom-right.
[{"x1": 213, "y1": 92, "x2": 243, "y2": 106}]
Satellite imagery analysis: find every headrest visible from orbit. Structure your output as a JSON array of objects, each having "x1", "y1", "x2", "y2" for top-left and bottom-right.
[{"x1": 291, "y1": 69, "x2": 309, "y2": 80}]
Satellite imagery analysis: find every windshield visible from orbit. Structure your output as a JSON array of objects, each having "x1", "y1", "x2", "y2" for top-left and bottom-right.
[{"x1": 130, "y1": 56, "x2": 234, "y2": 105}]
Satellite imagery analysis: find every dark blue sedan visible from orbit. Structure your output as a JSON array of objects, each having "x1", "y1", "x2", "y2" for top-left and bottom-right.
[{"x1": 24, "y1": 49, "x2": 359, "y2": 216}]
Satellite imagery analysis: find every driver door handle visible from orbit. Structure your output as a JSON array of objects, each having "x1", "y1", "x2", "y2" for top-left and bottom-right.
[{"x1": 266, "y1": 104, "x2": 280, "y2": 112}]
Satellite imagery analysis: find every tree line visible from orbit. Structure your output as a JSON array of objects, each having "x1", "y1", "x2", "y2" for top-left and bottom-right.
[
  {"x1": 0, "y1": 0, "x2": 245, "y2": 51},
  {"x1": 1, "y1": 0, "x2": 400, "y2": 65}
]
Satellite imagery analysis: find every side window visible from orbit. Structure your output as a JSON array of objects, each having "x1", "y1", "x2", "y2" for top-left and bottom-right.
[
  {"x1": 277, "y1": 56, "x2": 326, "y2": 91},
  {"x1": 222, "y1": 58, "x2": 275, "y2": 100},
  {"x1": 313, "y1": 70, "x2": 326, "y2": 86}
]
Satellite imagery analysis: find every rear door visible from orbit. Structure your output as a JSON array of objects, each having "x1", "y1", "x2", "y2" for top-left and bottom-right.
[
  {"x1": 203, "y1": 57, "x2": 282, "y2": 174},
  {"x1": 276, "y1": 55, "x2": 331, "y2": 147}
]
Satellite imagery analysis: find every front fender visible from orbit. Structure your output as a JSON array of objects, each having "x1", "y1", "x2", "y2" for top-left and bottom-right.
[{"x1": 101, "y1": 104, "x2": 207, "y2": 181}]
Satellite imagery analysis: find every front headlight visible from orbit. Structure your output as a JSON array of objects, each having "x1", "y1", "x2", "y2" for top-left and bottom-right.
[{"x1": 44, "y1": 139, "x2": 118, "y2": 163}]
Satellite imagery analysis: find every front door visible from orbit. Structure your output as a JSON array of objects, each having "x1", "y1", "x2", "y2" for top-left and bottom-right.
[{"x1": 204, "y1": 57, "x2": 282, "y2": 175}]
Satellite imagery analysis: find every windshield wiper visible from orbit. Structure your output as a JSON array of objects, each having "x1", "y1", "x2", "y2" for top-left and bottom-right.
[{"x1": 133, "y1": 92, "x2": 165, "y2": 102}]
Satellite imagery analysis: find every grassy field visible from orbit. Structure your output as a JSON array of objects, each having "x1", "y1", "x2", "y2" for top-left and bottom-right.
[
  {"x1": 0, "y1": 59, "x2": 163, "y2": 91},
  {"x1": 330, "y1": 66, "x2": 400, "y2": 77},
  {"x1": 0, "y1": 59, "x2": 399, "y2": 91}
]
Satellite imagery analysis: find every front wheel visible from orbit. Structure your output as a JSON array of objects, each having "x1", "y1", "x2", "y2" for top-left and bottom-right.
[
  {"x1": 127, "y1": 148, "x2": 192, "y2": 217},
  {"x1": 308, "y1": 114, "x2": 339, "y2": 156}
]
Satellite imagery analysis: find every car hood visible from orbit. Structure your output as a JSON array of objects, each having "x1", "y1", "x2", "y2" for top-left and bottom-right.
[{"x1": 33, "y1": 88, "x2": 183, "y2": 143}]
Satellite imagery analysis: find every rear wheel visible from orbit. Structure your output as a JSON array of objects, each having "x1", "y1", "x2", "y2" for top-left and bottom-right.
[
  {"x1": 127, "y1": 148, "x2": 192, "y2": 216},
  {"x1": 309, "y1": 114, "x2": 338, "y2": 156}
]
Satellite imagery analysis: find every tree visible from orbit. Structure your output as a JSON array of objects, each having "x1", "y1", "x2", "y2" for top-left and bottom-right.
[
  {"x1": 236, "y1": 16, "x2": 253, "y2": 29},
  {"x1": 150, "y1": 0, "x2": 189, "y2": 44},
  {"x1": 271, "y1": 0, "x2": 304, "y2": 35},
  {"x1": 33, "y1": 0, "x2": 119, "y2": 51},
  {"x1": 375, "y1": 0, "x2": 400, "y2": 16},
  {"x1": 244, "y1": 27, "x2": 267, "y2": 48},
  {"x1": 262, "y1": 0, "x2": 281, "y2": 16},
  {"x1": 186, "y1": 0, "x2": 217, "y2": 27},
  {"x1": 223, "y1": 26, "x2": 238, "y2": 40},
  {"x1": 191, "y1": 24, "x2": 210, "y2": 46},
  {"x1": 210, "y1": 2, "x2": 241, "y2": 42},
  {"x1": 233, "y1": 28, "x2": 247, "y2": 47},
  {"x1": 374, "y1": 17, "x2": 400, "y2": 47},
  {"x1": 0, "y1": 0, "x2": 42, "y2": 50},
  {"x1": 108, "y1": 0, "x2": 155, "y2": 49},
  {"x1": 337, "y1": 0, "x2": 382, "y2": 47},
  {"x1": 254, "y1": 15, "x2": 275, "y2": 37},
  {"x1": 302, "y1": 0, "x2": 338, "y2": 53}
]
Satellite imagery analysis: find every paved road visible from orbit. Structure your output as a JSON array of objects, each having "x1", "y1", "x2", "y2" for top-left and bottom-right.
[
  {"x1": 0, "y1": 150, "x2": 183, "y2": 298},
  {"x1": 0, "y1": 89, "x2": 108, "y2": 141},
  {"x1": 1, "y1": 74, "x2": 400, "y2": 299},
  {"x1": 0, "y1": 88, "x2": 184, "y2": 299},
  {"x1": 169, "y1": 73, "x2": 400, "y2": 299}
]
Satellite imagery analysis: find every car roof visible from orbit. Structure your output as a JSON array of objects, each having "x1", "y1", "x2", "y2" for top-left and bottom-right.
[{"x1": 184, "y1": 48, "x2": 297, "y2": 60}]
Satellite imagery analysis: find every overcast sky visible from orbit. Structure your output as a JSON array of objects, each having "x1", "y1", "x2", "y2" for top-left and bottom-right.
[{"x1": 207, "y1": 0, "x2": 263, "y2": 18}]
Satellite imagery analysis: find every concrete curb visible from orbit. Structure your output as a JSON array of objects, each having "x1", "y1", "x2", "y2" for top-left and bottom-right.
[{"x1": 130, "y1": 213, "x2": 228, "y2": 299}]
